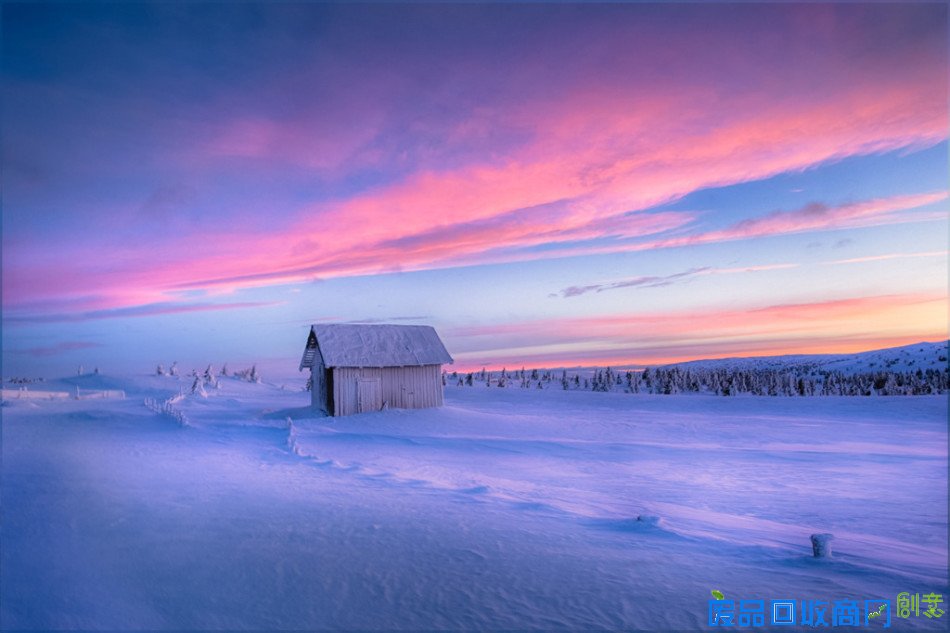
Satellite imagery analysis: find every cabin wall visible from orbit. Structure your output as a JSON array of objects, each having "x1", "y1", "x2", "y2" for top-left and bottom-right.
[{"x1": 330, "y1": 364, "x2": 444, "y2": 416}]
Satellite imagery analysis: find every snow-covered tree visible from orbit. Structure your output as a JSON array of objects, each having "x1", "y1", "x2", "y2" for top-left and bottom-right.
[
  {"x1": 190, "y1": 375, "x2": 207, "y2": 397},
  {"x1": 204, "y1": 364, "x2": 219, "y2": 389}
]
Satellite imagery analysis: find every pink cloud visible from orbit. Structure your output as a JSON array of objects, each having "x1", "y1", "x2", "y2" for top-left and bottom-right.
[
  {"x1": 4, "y1": 186, "x2": 943, "y2": 317},
  {"x1": 824, "y1": 250, "x2": 949, "y2": 266},
  {"x1": 640, "y1": 192, "x2": 949, "y2": 251},
  {"x1": 557, "y1": 263, "x2": 801, "y2": 298},
  {"x1": 4, "y1": 300, "x2": 280, "y2": 325},
  {"x1": 3, "y1": 4, "x2": 947, "y2": 317},
  {"x1": 170, "y1": 187, "x2": 946, "y2": 301},
  {"x1": 439, "y1": 192, "x2": 947, "y2": 267}
]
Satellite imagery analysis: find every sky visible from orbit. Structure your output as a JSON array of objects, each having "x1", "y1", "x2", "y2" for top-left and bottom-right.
[{"x1": 2, "y1": 1, "x2": 948, "y2": 377}]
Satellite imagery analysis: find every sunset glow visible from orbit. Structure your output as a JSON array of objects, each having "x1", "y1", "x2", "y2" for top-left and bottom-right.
[{"x1": 3, "y1": 2, "x2": 947, "y2": 374}]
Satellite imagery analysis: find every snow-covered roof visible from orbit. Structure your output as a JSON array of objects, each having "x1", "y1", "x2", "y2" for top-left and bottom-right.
[{"x1": 301, "y1": 324, "x2": 453, "y2": 369}]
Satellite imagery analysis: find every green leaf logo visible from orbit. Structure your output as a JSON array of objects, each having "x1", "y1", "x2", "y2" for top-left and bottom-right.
[{"x1": 711, "y1": 590, "x2": 724, "y2": 600}]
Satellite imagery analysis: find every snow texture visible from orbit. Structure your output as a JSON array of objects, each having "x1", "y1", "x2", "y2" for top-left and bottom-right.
[
  {"x1": 1, "y1": 370, "x2": 947, "y2": 630},
  {"x1": 669, "y1": 340, "x2": 948, "y2": 375},
  {"x1": 305, "y1": 323, "x2": 453, "y2": 368}
]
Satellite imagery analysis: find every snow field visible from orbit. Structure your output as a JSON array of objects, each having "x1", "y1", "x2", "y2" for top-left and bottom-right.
[{"x1": 2, "y1": 372, "x2": 947, "y2": 629}]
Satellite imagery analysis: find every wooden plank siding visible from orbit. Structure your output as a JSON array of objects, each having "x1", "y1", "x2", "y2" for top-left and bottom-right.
[
  {"x1": 310, "y1": 363, "x2": 328, "y2": 412},
  {"x1": 330, "y1": 365, "x2": 444, "y2": 416}
]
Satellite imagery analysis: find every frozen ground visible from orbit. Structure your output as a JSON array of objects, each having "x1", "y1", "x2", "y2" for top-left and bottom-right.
[{"x1": 2, "y1": 372, "x2": 947, "y2": 630}]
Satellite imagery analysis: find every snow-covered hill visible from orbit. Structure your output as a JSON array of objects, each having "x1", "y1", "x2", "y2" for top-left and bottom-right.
[{"x1": 667, "y1": 340, "x2": 949, "y2": 375}]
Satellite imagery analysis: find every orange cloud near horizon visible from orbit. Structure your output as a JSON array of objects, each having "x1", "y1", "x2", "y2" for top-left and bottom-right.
[{"x1": 446, "y1": 293, "x2": 949, "y2": 371}]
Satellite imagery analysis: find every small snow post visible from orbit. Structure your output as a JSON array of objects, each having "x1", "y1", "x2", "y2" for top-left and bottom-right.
[
  {"x1": 299, "y1": 323, "x2": 453, "y2": 416},
  {"x1": 810, "y1": 533, "x2": 834, "y2": 558}
]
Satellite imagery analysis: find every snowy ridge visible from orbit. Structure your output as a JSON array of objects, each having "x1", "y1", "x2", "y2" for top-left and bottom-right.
[
  {"x1": 1, "y1": 388, "x2": 71, "y2": 401},
  {"x1": 666, "y1": 340, "x2": 949, "y2": 374}
]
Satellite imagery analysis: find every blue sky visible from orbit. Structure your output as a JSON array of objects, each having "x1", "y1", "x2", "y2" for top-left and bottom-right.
[{"x1": 2, "y1": 1, "x2": 947, "y2": 376}]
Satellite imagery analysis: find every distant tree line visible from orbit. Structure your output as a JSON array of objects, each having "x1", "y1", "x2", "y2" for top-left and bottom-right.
[{"x1": 444, "y1": 364, "x2": 949, "y2": 396}]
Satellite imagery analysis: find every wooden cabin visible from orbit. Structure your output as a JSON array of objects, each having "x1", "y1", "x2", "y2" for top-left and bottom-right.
[{"x1": 299, "y1": 323, "x2": 453, "y2": 416}]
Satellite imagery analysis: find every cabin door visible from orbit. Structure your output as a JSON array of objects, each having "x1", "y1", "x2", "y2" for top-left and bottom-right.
[
  {"x1": 309, "y1": 367, "x2": 326, "y2": 412},
  {"x1": 358, "y1": 378, "x2": 382, "y2": 413}
]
